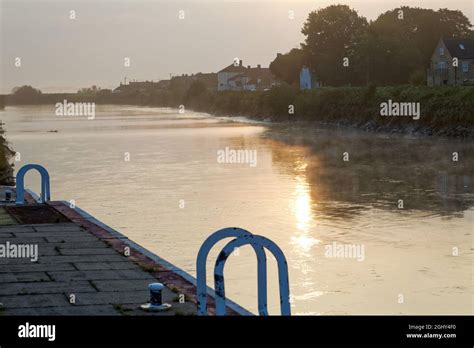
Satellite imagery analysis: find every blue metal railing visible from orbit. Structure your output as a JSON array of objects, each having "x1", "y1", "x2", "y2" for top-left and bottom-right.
[
  {"x1": 15, "y1": 164, "x2": 51, "y2": 204},
  {"x1": 196, "y1": 228, "x2": 291, "y2": 316},
  {"x1": 196, "y1": 227, "x2": 268, "y2": 315}
]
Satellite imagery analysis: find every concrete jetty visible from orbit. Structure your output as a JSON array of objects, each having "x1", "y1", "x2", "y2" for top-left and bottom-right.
[{"x1": 0, "y1": 187, "x2": 248, "y2": 316}]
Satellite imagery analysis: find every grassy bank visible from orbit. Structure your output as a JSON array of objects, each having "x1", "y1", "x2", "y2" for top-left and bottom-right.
[
  {"x1": 185, "y1": 85, "x2": 474, "y2": 137},
  {"x1": 5, "y1": 85, "x2": 474, "y2": 137}
]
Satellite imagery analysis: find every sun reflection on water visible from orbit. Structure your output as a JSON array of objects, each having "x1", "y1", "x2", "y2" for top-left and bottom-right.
[
  {"x1": 294, "y1": 175, "x2": 311, "y2": 233},
  {"x1": 290, "y1": 164, "x2": 320, "y2": 255}
]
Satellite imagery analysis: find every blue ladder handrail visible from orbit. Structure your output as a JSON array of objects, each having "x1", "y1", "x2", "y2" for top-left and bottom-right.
[
  {"x1": 196, "y1": 227, "x2": 268, "y2": 315},
  {"x1": 213, "y1": 234, "x2": 291, "y2": 316},
  {"x1": 15, "y1": 164, "x2": 51, "y2": 204}
]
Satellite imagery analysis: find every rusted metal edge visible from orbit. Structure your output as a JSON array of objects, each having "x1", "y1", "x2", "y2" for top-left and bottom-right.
[{"x1": 46, "y1": 200, "x2": 253, "y2": 316}]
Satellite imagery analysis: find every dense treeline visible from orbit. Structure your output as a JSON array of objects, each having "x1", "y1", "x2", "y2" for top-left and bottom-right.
[{"x1": 270, "y1": 5, "x2": 474, "y2": 86}]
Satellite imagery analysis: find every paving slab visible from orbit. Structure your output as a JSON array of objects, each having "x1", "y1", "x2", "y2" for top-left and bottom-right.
[
  {"x1": 11, "y1": 232, "x2": 96, "y2": 239},
  {"x1": 0, "y1": 281, "x2": 97, "y2": 296},
  {"x1": 0, "y1": 294, "x2": 71, "y2": 309},
  {"x1": 32, "y1": 254, "x2": 130, "y2": 264},
  {"x1": 44, "y1": 235, "x2": 100, "y2": 243},
  {"x1": 58, "y1": 248, "x2": 118, "y2": 256},
  {"x1": 53, "y1": 241, "x2": 109, "y2": 249},
  {"x1": 0, "y1": 226, "x2": 35, "y2": 233},
  {"x1": 73, "y1": 261, "x2": 140, "y2": 271},
  {"x1": 0, "y1": 272, "x2": 51, "y2": 283},
  {"x1": 37, "y1": 248, "x2": 61, "y2": 256},
  {"x1": 0, "y1": 254, "x2": 129, "y2": 265},
  {"x1": 5, "y1": 305, "x2": 120, "y2": 316},
  {"x1": 48, "y1": 270, "x2": 156, "y2": 282},
  {"x1": 0, "y1": 263, "x2": 77, "y2": 273},
  {"x1": 8, "y1": 241, "x2": 107, "y2": 249},
  {"x1": 0, "y1": 258, "x2": 40, "y2": 265},
  {"x1": 0, "y1": 232, "x2": 14, "y2": 238},
  {"x1": 91, "y1": 279, "x2": 154, "y2": 292},
  {"x1": 69, "y1": 290, "x2": 150, "y2": 306},
  {"x1": 0, "y1": 237, "x2": 47, "y2": 244}
]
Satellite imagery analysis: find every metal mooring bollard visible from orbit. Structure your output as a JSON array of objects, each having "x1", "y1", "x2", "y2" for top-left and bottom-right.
[{"x1": 140, "y1": 283, "x2": 172, "y2": 312}]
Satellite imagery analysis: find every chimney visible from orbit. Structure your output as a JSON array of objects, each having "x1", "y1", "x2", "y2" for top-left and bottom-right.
[
  {"x1": 239, "y1": 59, "x2": 243, "y2": 67},
  {"x1": 257, "y1": 64, "x2": 261, "y2": 69},
  {"x1": 247, "y1": 65, "x2": 251, "y2": 69}
]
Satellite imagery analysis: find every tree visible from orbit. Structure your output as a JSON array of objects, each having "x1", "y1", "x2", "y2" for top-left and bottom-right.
[
  {"x1": 185, "y1": 80, "x2": 207, "y2": 101},
  {"x1": 437, "y1": 9, "x2": 474, "y2": 38},
  {"x1": 0, "y1": 139, "x2": 14, "y2": 186},
  {"x1": 288, "y1": 5, "x2": 473, "y2": 86},
  {"x1": 77, "y1": 85, "x2": 99, "y2": 96},
  {"x1": 366, "y1": 7, "x2": 474, "y2": 85},
  {"x1": 0, "y1": 124, "x2": 15, "y2": 186},
  {"x1": 12, "y1": 85, "x2": 42, "y2": 97},
  {"x1": 269, "y1": 48, "x2": 306, "y2": 86},
  {"x1": 11, "y1": 85, "x2": 42, "y2": 104},
  {"x1": 301, "y1": 5, "x2": 368, "y2": 86}
]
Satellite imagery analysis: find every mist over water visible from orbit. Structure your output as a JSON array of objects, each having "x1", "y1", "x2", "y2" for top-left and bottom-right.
[{"x1": 2, "y1": 105, "x2": 472, "y2": 314}]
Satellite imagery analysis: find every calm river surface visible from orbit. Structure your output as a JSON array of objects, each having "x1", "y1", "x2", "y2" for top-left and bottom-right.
[{"x1": 1, "y1": 105, "x2": 472, "y2": 315}]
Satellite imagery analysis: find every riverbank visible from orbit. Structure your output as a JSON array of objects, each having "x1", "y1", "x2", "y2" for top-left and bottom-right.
[
  {"x1": 0, "y1": 114, "x2": 15, "y2": 186},
  {"x1": 4, "y1": 85, "x2": 474, "y2": 138},
  {"x1": 187, "y1": 86, "x2": 474, "y2": 138}
]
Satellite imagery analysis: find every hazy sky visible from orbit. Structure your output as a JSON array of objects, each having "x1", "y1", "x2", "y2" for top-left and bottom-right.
[{"x1": 1, "y1": 0, "x2": 473, "y2": 93}]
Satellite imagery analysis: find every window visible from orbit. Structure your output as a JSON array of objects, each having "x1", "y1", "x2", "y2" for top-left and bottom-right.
[
  {"x1": 459, "y1": 44, "x2": 465, "y2": 50},
  {"x1": 462, "y1": 61, "x2": 469, "y2": 73},
  {"x1": 439, "y1": 47, "x2": 445, "y2": 56},
  {"x1": 438, "y1": 62, "x2": 446, "y2": 69}
]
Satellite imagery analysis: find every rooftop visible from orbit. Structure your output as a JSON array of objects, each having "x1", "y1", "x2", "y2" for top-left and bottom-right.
[{"x1": 443, "y1": 38, "x2": 474, "y2": 59}]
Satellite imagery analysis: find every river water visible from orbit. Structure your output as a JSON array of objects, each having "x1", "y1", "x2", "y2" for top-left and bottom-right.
[{"x1": 1, "y1": 105, "x2": 472, "y2": 315}]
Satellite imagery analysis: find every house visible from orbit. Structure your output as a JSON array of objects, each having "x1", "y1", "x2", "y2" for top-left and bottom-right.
[
  {"x1": 427, "y1": 38, "x2": 474, "y2": 86},
  {"x1": 300, "y1": 66, "x2": 312, "y2": 90},
  {"x1": 217, "y1": 60, "x2": 247, "y2": 91},
  {"x1": 217, "y1": 60, "x2": 277, "y2": 91},
  {"x1": 299, "y1": 65, "x2": 321, "y2": 90}
]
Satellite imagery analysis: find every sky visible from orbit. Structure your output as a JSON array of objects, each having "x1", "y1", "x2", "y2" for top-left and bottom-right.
[{"x1": 1, "y1": 0, "x2": 473, "y2": 93}]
